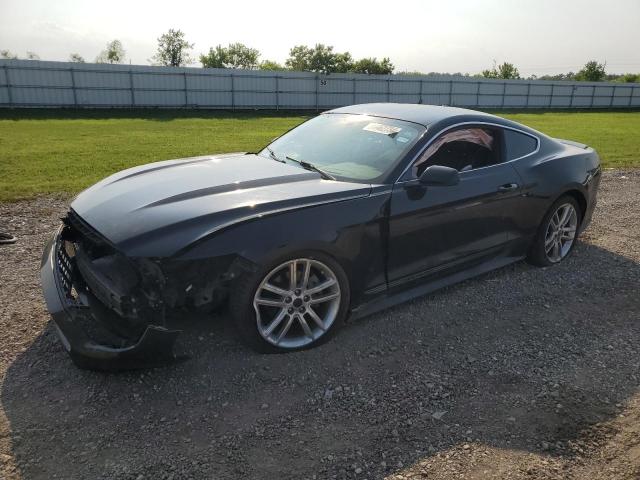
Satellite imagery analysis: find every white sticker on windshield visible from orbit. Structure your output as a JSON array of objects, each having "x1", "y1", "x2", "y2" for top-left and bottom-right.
[{"x1": 363, "y1": 122, "x2": 402, "y2": 136}]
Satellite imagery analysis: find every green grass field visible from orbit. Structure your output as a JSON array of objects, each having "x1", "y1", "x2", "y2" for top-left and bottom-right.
[{"x1": 0, "y1": 109, "x2": 638, "y2": 201}]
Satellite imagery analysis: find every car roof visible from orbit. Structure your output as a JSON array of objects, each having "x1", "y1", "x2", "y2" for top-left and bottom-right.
[{"x1": 327, "y1": 103, "x2": 502, "y2": 128}]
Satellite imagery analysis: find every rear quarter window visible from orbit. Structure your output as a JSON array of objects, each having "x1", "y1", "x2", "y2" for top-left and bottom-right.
[{"x1": 503, "y1": 129, "x2": 538, "y2": 160}]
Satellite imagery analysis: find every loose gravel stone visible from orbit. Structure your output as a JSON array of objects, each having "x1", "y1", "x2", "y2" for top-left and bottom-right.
[{"x1": 0, "y1": 170, "x2": 639, "y2": 479}]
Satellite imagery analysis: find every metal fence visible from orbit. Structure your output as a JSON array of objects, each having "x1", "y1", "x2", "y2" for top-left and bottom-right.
[{"x1": 1, "y1": 59, "x2": 639, "y2": 110}]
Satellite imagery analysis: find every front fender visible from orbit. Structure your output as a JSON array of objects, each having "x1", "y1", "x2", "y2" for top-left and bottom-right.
[{"x1": 175, "y1": 193, "x2": 390, "y2": 306}]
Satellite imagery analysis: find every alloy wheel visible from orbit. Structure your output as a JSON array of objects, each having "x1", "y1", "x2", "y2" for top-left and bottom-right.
[
  {"x1": 544, "y1": 203, "x2": 578, "y2": 263},
  {"x1": 253, "y1": 258, "x2": 341, "y2": 348}
]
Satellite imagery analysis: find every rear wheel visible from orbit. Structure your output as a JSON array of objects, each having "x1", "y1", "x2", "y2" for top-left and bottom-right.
[
  {"x1": 527, "y1": 195, "x2": 581, "y2": 267},
  {"x1": 230, "y1": 252, "x2": 350, "y2": 352}
]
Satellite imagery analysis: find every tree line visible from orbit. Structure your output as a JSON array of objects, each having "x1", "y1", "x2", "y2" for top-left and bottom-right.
[
  {"x1": 477, "y1": 60, "x2": 638, "y2": 83},
  {"x1": 1, "y1": 30, "x2": 393, "y2": 75},
  {"x1": 2, "y1": 29, "x2": 638, "y2": 82}
]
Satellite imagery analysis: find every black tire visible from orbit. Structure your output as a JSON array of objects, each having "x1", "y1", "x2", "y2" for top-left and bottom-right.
[
  {"x1": 527, "y1": 195, "x2": 581, "y2": 267},
  {"x1": 229, "y1": 251, "x2": 350, "y2": 353}
]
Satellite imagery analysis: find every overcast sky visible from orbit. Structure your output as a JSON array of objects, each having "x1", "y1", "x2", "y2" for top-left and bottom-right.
[{"x1": 1, "y1": 0, "x2": 638, "y2": 75}]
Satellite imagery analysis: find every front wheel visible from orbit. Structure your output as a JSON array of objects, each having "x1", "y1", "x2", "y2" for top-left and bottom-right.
[
  {"x1": 527, "y1": 195, "x2": 581, "y2": 267},
  {"x1": 230, "y1": 252, "x2": 350, "y2": 352}
]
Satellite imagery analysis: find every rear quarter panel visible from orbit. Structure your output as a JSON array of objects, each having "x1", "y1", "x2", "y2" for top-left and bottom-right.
[{"x1": 510, "y1": 137, "x2": 601, "y2": 239}]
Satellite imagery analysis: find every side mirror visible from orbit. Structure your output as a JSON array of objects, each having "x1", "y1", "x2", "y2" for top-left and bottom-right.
[{"x1": 419, "y1": 165, "x2": 460, "y2": 186}]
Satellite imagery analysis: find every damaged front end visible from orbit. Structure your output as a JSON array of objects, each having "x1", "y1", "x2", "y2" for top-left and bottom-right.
[{"x1": 40, "y1": 210, "x2": 238, "y2": 371}]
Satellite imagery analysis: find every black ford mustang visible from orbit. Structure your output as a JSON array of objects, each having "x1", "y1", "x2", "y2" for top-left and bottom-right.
[{"x1": 41, "y1": 104, "x2": 601, "y2": 370}]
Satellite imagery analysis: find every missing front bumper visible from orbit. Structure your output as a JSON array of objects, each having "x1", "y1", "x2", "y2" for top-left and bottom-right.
[{"x1": 40, "y1": 230, "x2": 181, "y2": 371}]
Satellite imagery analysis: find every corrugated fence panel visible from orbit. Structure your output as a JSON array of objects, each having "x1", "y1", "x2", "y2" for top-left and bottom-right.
[
  {"x1": 74, "y1": 70, "x2": 130, "y2": 89},
  {"x1": 188, "y1": 91, "x2": 231, "y2": 107},
  {"x1": 135, "y1": 89, "x2": 185, "y2": 106},
  {"x1": 478, "y1": 82, "x2": 503, "y2": 107},
  {"x1": 0, "y1": 67, "x2": 7, "y2": 104},
  {"x1": 234, "y1": 75, "x2": 277, "y2": 107},
  {"x1": 234, "y1": 75, "x2": 276, "y2": 92},
  {"x1": 418, "y1": 81, "x2": 449, "y2": 106},
  {"x1": 550, "y1": 85, "x2": 572, "y2": 107},
  {"x1": 612, "y1": 86, "x2": 633, "y2": 107},
  {"x1": 450, "y1": 81, "x2": 476, "y2": 106},
  {"x1": 278, "y1": 75, "x2": 316, "y2": 107},
  {"x1": 12, "y1": 87, "x2": 75, "y2": 105},
  {"x1": 328, "y1": 78, "x2": 357, "y2": 93},
  {"x1": 390, "y1": 93, "x2": 420, "y2": 104},
  {"x1": 389, "y1": 80, "x2": 420, "y2": 104},
  {"x1": 631, "y1": 87, "x2": 640, "y2": 106},
  {"x1": 279, "y1": 76, "x2": 315, "y2": 93},
  {"x1": 503, "y1": 83, "x2": 529, "y2": 107},
  {"x1": 319, "y1": 93, "x2": 353, "y2": 108},
  {"x1": 357, "y1": 78, "x2": 386, "y2": 94},
  {"x1": 391, "y1": 80, "x2": 419, "y2": 94},
  {"x1": 235, "y1": 91, "x2": 277, "y2": 107},
  {"x1": 1, "y1": 59, "x2": 638, "y2": 110},
  {"x1": 10, "y1": 66, "x2": 71, "y2": 87},
  {"x1": 77, "y1": 88, "x2": 131, "y2": 106},
  {"x1": 279, "y1": 93, "x2": 316, "y2": 108},
  {"x1": 592, "y1": 86, "x2": 614, "y2": 107},
  {"x1": 572, "y1": 85, "x2": 594, "y2": 107},
  {"x1": 187, "y1": 73, "x2": 230, "y2": 91},
  {"x1": 528, "y1": 84, "x2": 553, "y2": 107},
  {"x1": 134, "y1": 72, "x2": 184, "y2": 91}
]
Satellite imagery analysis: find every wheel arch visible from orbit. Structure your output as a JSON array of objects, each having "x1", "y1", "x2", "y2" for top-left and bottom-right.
[
  {"x1": 248, "y1": 244, "x2": 356, "y2": 291},
  {"x1": 557, "y1": 188, "x2": 587, "y2": 222}
]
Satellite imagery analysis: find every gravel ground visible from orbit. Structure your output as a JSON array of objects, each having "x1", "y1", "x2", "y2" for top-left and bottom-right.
[{"x1": 1, "y1": 169, "x2": 639, "y2": 480}]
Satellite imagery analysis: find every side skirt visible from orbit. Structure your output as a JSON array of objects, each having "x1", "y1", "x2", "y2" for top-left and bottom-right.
[{"x1": 349, "y1": 254, "x2": 524, "y2": 321}]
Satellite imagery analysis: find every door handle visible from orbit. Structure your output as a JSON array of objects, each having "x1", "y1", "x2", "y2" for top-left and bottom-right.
[{"x1": 497, "y1": 183, "x2": 519, "y2": 193}]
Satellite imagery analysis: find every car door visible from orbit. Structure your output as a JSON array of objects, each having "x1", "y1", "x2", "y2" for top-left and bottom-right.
[{"x1": 386, "y1": 125, "x2": 523, "y2": 287}]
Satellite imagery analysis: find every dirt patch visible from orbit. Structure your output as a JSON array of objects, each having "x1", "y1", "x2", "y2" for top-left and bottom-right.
[{"x1": 1, "y1": 170, "x2": 639, "y2": 479}]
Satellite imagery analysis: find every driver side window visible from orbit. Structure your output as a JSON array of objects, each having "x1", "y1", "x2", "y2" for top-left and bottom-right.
[{"x1": 412, "y1": 127, "x2": 500, "y2": 178}]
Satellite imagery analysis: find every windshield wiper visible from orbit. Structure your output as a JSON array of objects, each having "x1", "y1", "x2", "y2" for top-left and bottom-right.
[
  {"x1": 285, "y1": 156, "x2": 335, "y2": 181},
  {"x1": 266, "y1": 147, "x2": 285, "y2": 163}
]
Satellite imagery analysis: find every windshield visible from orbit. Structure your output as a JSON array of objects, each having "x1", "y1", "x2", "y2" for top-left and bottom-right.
[{"x1": 259, "y1": 113, "x2": 425, "y2": 183}]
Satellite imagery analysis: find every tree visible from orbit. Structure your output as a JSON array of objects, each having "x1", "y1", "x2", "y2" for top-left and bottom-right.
[
  {"x1": 285, "y1": 45, "x2": 313, "y2": 71},
  {"x1": 200, "y1": 45, "x2": 227, "y2": 68},
  {"x1": 285, "y1": 44, "x2": 395, "y2": 74},
  {"x1": 538, "y1": 72, "x2": 576, "y2": 81},
  {"x1": 26, "y1": 51, "x2": 40, "y2": 60},
  {"x1": 333, "y1": 52, "x2": 354, "y2": 73},
  {"x1": 0, "y1": 50, "x2": 18, "y2": 59},
  {"x1": 96, "y1": 40, "x2": 125, "y2": 64},
  {"x1": 351, "y1": 57, "x2": 394, "y2": 75},
  {"x1": 308, "y1": 44, "x2": 338, "y2": 73},
  {"x1": 575, "y1": 60, "x2": 606, "y2": 82},
  {"x1": 152, "y1": 29, "x2": 193, "y2": 67},
  {"x1": 481, "y1": 61, "x2": 520, "y2": 79},
  {"x1": 285, "y1": 44, "x2": 339, "y2": 73},
  {"x1": 69, "y1": 53, "x2": 85, "y2": 63},
  {"x1": 225, "y1": 43, "x2": 260, "y2": 69},
  {"x1": 618, "y1": 73, "x2": 639, "y2": 83},
  {"x1": 397, "y1": 71, "x2": 469, "y2": 77},
  {"x1": 259, "y1": 59, "x2": 286, "y2": 71},
  {"x1": 396, "y1": 70, "x2": 426, "y2": 76},
  {"x1": 200, "y1": 43, "x2": 261, "y2": 69}
]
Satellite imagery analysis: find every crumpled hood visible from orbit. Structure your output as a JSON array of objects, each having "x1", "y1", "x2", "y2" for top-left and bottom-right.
[{"x1": 71, "y1": 153, "x2": 371, "y2": 257}]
